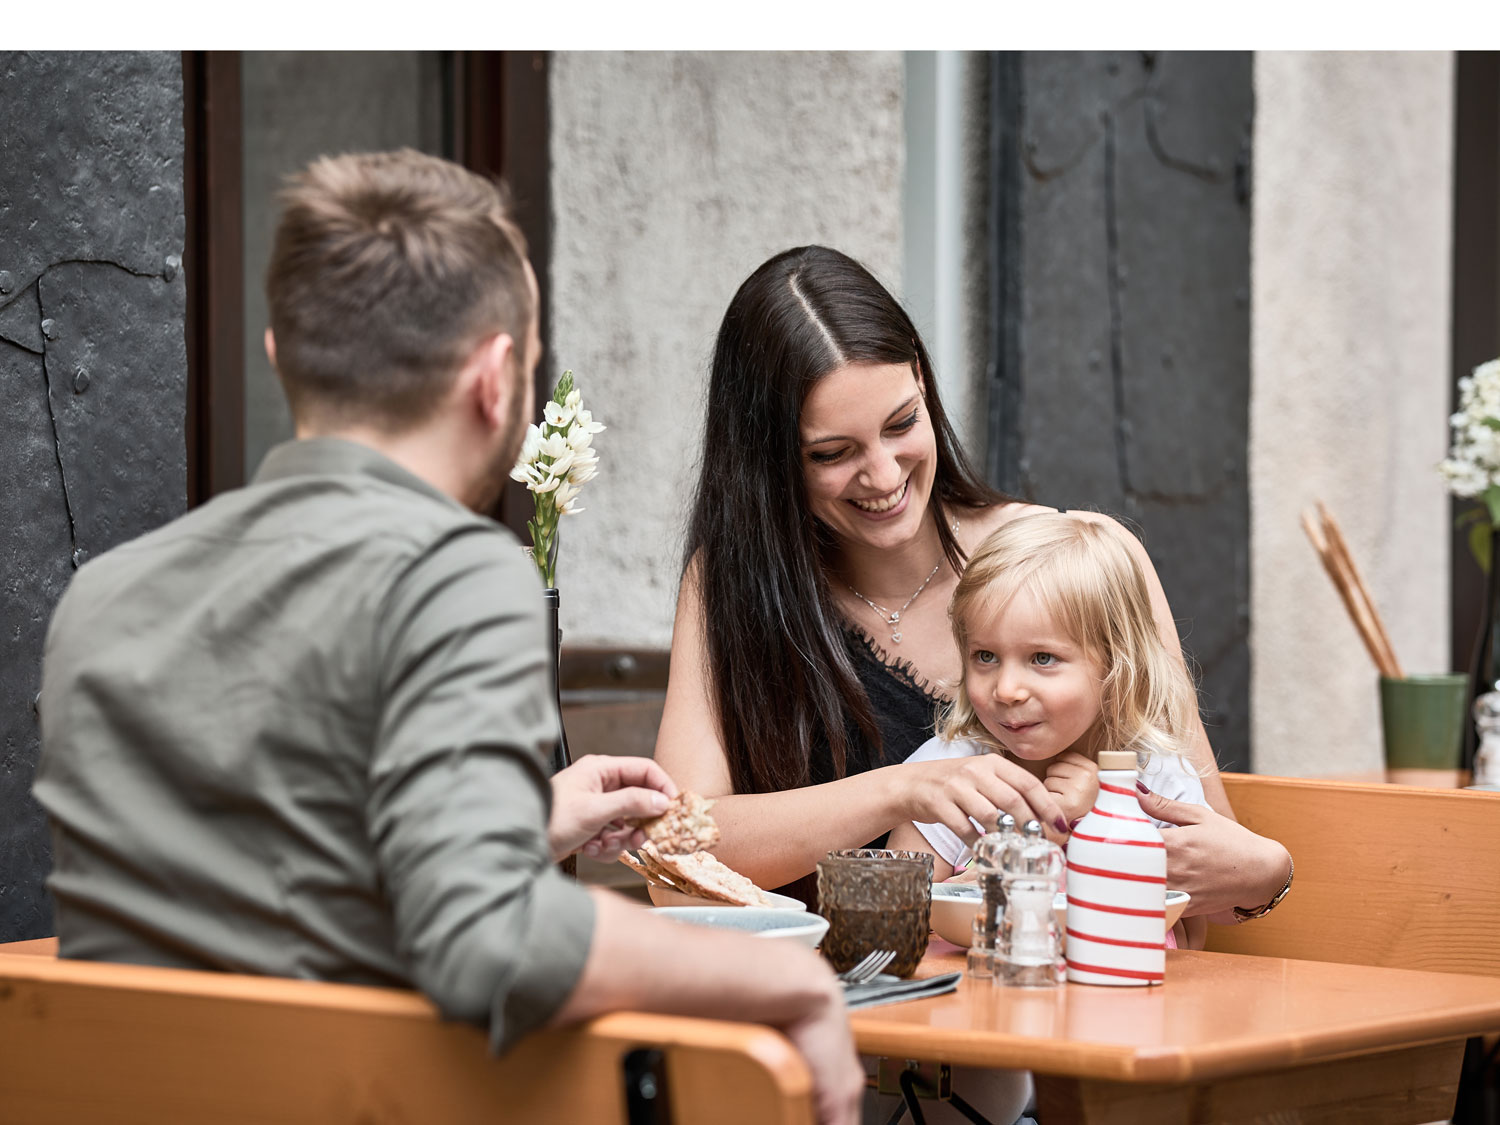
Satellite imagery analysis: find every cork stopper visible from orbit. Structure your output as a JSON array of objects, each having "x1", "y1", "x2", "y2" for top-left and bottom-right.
[{"x1": 1096, "y1": 750, "x2": 1137, "y2": 771}]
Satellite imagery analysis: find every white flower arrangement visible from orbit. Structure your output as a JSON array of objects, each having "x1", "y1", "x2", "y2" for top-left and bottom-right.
[
  {"x1": 510, "y1": 370, "x2": 604, "y2": 588},
  {"x1": 1439, "y1": 357, "x2": 1500, "y2": 568}
]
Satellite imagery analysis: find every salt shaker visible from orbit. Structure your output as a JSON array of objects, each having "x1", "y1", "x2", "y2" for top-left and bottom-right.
[
  {"x1": 967, "y1": 813, "x2": 1017, "y2": 980},
  {"x1": 996, "y1": 819, "x2": 1065, "y2": 987},
  {"x1": 1065, "y1": 749, "x2": 1166, "y2": 986}
]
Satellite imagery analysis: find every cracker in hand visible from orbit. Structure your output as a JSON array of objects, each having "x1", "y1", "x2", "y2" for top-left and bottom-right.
[{"x1": 634, "y1": 790, "x2": 720, "y2": 855}]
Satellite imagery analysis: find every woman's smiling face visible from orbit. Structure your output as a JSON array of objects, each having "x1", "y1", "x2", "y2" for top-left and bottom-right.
[{"x1": 799, "y1": 362, "x2": 938, "y2": 551}]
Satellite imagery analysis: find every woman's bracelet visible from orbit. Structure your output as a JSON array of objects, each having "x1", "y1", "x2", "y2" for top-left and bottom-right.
[{"x1": 1232, "y1": 854, "x2": 1294, "y2": 922}]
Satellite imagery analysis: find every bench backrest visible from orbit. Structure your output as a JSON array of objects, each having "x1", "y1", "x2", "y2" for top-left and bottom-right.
[
  {"x1": 1204, "y1": 773, "x2": 1500, "y2": 976},
  {"x1": 0, "y1": 952, "x2": 814, "y2": 1125}
]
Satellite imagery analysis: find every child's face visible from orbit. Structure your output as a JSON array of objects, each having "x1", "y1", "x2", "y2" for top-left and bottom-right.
[{"x1": 963, "y1": 587, "x2": 1105, "y2": 763}]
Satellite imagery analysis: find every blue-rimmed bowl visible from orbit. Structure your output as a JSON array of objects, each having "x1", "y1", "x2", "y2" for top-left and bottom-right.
[{"x1": 650, "y1": 906, "x2": 830, "y2": 948}]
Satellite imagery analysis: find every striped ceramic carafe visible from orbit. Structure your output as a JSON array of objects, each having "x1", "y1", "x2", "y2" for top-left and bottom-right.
[{"x1": 1064, "y1": 749, "x2": 1166, "y2": 986}]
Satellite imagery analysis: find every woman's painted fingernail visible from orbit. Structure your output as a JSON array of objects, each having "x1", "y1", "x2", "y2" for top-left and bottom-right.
[
  {"x1": 1136, "y1": 781, "x2": 1150, "y2": 794},
  {"x1": 1054, "y1": 816, "x2": 1069, "y2": 833},
  {"x1": 1069, "y1": 818, "x2": 1082, "y2": 830}
]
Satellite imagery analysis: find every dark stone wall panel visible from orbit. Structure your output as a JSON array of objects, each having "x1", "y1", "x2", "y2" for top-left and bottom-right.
[
  {"x1": 41, "y1": 262, "x2": 187, "y2": 560},
  {"x1": 0, "y1": 53, "x2": 186, "y2": 941},
  {"x1": 1023, "y1": 51, "x2": 1138, "y2": 176},
  {"x1": 0, "y1": 283, "x2": 44, "y2": 354},
  {"x1": 0, "y1": 51, "x2": 184, "y2": 296},
  {"x1": 0, "y1": 341, "x2": 72, "y2": 940},
  {"x1": 1021, "y1": 139, "x2": 1123, "y2": 511},
  {"x1": 997, "y1": 51, "x2": 1253, "y2": 769},
  {"x1": 1115, "y1": 80, "x2": 1251, "y2": 499},
  {"x1": 1018, "y1": 58, "x2": 1122, "y2": 512}
]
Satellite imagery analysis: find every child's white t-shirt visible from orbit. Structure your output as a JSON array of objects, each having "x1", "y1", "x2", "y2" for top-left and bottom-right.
[{"x1": 902, "y1": 735, "x2": 1210, "y2": 871}]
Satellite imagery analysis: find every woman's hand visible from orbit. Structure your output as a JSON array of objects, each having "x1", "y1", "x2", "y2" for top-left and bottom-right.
[
  {"x1": 1043, "y1": 751, "x2": 1099, "y2": 829},
  {"x1": 1138, "y1": 787, "x2": 1292, "y2": 921},
  {"x1": 901, "y1": 753, "x2": 1069, "y2": 846}
]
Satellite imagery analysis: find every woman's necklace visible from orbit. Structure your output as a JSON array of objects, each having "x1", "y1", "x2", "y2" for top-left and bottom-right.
[{"x1": 842, "y1": 516, "x2": 959, "y2": 645}]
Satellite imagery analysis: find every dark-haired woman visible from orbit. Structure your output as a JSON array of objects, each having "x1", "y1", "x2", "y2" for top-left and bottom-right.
[{"x1": 654, "y1": 245, "x2": 1292, "y2": 930}]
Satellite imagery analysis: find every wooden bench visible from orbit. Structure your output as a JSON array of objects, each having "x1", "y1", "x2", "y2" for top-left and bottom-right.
[
  {"x1": 1206, "y1": 773, "x2": 1500, "y2": 976},
  {"x1": 0, "y1": 950, "x2": 814, "y2": 1125}
]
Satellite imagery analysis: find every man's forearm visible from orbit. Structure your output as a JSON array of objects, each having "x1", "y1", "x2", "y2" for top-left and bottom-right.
[{"x1": 549, "y1": 889, "x2": 839, "y2": 1029}]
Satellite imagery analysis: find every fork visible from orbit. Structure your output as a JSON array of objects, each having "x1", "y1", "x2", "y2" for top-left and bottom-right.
[{"x1": 837, "y1": 949, "x2": 896, "y2": 985}]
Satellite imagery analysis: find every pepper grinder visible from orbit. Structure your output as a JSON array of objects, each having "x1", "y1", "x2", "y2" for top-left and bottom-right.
[
  {"x1": 996, "y1": 820, "x2": 1065, "y2": 987},
  {"x1": 967, "y1": 813, "x2": 1018, "y2": 980}
]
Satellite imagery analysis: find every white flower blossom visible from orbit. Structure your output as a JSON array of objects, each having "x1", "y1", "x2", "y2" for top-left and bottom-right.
[
  {"x1": 1440, "y1": 358, "x2": 1500, "y2": 513},
  {"x1": 509, "y1": 369, "x2": 604, "y2": 587}
]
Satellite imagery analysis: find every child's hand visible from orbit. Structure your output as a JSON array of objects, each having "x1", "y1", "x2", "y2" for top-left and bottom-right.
[{"x1": 1043, "y1": 751, "x2": 1099, "y2": 829}]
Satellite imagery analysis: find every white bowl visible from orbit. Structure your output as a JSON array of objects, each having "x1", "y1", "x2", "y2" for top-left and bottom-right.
[
  {"x1": 646, "y1": 883, "x2": 806, "y2": 910},
  {"x1": 650, "y1": 906, "x2": 830, "y2": 948},
  {"x1": 928, "y1": 885, "x2": 1191, "y2": 947}
]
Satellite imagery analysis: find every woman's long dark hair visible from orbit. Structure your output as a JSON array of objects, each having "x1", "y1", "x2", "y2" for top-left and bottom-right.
[{"x1": 683, "y1": 246, "x2": 1013, "y2": 796}]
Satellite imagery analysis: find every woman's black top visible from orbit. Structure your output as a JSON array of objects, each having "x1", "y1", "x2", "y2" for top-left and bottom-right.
[{"x1": 809, "y1": 628, "x2": 947, "y2": 786}]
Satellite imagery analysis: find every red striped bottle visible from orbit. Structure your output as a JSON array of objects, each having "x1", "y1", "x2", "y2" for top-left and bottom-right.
[{"x1": 1065, "y1": 749, "x2": 1166, "y2": 986}]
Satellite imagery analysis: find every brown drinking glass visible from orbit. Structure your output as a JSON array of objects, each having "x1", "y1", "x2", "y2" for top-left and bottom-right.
[{"x1": 817, "y1": 848, "x2": 934, "y2": 979}]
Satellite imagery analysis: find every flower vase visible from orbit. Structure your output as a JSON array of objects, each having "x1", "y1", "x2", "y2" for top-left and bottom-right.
[
  {"x1": 544, "y1": 588, "x2": 577, "y2": 878},
  {"x1": 542, "y1": 588, "x2": 572, "y2": 775},
  {"x1": 1464, "y1": 526, "x2": 1500, "y2": 789}
]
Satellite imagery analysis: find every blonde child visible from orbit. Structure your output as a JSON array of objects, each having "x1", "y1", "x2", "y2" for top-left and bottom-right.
[{"x1": 888, "y1": 513, "x2": 1209, "y2": 897}]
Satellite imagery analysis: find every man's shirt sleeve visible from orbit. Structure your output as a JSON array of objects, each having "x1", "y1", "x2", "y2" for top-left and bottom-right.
[{"x1": 370, "y1": 525, "x2": 596, "y2": 1052}]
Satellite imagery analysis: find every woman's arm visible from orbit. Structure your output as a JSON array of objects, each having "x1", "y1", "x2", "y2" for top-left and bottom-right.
[
  {"x1": 653, "y1": 560, "x2": 1066, "y2": 888},
  {"x1": 1140, "y1": 788, "x2": 1292, "y2": 921}
]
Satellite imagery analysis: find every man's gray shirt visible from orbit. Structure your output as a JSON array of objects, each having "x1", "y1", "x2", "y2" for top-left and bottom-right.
[{"x1": 34, "y1": 437, "x2": 595, "y2": 1051}]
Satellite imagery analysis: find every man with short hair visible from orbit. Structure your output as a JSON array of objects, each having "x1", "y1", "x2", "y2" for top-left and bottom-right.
[{"x1": 35, "y1": 149, "x2": 861, "y2": 1125}]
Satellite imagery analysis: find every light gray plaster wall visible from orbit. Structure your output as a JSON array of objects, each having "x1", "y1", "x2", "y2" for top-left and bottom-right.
[
  {"x1": 549, "y1": 52, "x2": 905, "y2": 646},
  {"x1": 1250, "y1": 52, "x2": 1455, "y2": 776}
]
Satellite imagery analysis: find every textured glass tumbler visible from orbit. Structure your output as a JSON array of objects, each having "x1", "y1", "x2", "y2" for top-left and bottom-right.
[{"x1": 817, "y1": 849, "x2": 934, "y2": 979}]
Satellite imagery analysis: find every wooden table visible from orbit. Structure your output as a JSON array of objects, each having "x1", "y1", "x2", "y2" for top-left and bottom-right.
[{"x1": 849, "y1": 944, "x2": 1500, "y2": 1123}]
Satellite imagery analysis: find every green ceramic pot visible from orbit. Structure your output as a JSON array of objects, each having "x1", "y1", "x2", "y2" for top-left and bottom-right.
[{"x1": 1379, "y1": 674, "x2": 1468, "y2": 770}]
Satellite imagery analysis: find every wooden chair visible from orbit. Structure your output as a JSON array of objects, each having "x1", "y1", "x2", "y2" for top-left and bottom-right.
[
  {"x1": 1205, "y1": 773, "x2": 1500, "y2": 977},
  {"x1": 0, "y1": 951, "x2": 814, "y2": 1125}
]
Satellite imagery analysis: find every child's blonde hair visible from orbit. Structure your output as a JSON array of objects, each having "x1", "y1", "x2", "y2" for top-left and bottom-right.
[{"x1": 940, "y1": 513, "x2": 1199, "y2": 761}]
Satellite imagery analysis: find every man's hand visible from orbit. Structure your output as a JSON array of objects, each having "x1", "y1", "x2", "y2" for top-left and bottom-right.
[
  {"x1": 1042, "y1": 750, "x2": 1099, "y2": 830},
  {"x1": 1138, "y1": 786, "x2": 1292, "y2": 921},
  {"x1": 781, "y1": 982, "x2": 865, "y2": 1125},
  {"x1": 548, "y1": 755, "x2": 679, "y2": 861}
]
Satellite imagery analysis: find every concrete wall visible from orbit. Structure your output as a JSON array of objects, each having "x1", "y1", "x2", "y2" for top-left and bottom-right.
[
  {"x1": 0, "y1": 51, "x2": 187, "y2": 941},
  {"x1": 1251, "y1": 52, "x2": 1455, "y2": 776},
  {"x1": 548, "y1": 52, "x2": 906, "y2": 646}
]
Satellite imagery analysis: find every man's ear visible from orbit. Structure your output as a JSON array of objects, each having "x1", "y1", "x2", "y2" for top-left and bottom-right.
[
  {"x1": 264, "y1": 328, "x2": 278, "y2": 371},
  {"x1": 472, "y1": 332, "x2": 518, "y2": 430}
]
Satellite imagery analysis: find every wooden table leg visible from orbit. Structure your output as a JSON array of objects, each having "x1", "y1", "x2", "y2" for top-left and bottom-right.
[{"x1": 1033, "y1": 1040, "x2": 1464, "y2": 1125}]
